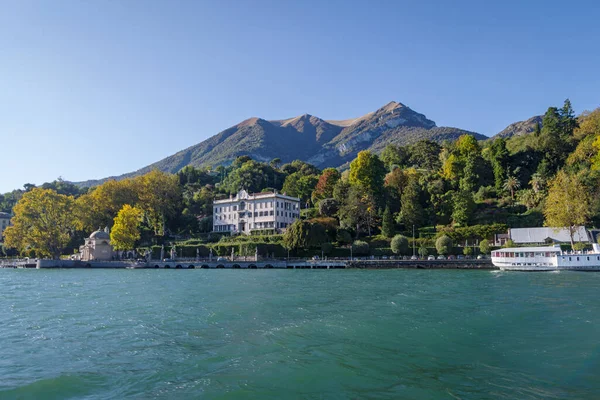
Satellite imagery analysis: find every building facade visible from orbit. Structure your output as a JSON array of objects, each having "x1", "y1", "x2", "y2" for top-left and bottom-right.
[
  {"x1": 0, "y1": 212, "x2": 11, "y2": 241},
  {"x1": 213, "y1": 190, "x2": 300, "y2": 234}
]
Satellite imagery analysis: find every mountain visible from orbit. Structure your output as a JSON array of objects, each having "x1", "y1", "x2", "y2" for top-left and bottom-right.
[
  {"x1": 77, "y1": 101, "x2": 487, "y2": 187},
  {"x1": 493, "y1": 115, "x2": 542, "y2": 139}
]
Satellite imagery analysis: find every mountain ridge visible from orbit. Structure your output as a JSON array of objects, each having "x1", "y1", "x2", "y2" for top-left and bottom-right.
[{"x1": 76, "y1": 101, "x2": 487, "y2": 187}]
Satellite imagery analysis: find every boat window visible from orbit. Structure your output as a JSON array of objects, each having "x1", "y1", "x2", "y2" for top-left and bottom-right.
[
  {"x1": 577, "y1": 257, "x2": 580, "y2": 261},
  {"x1": 569, "y1": 257, "x2": 572, "y2": 261}
]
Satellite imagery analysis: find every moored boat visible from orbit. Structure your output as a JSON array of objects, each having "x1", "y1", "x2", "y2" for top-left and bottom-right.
[{"x1": 491, "y1": 244, "x2": 600, "y2": 271}]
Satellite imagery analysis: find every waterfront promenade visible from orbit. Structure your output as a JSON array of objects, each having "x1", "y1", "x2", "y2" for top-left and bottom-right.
[{"x1": 0, "y1": 258, "x2": 496, "y2": 270}]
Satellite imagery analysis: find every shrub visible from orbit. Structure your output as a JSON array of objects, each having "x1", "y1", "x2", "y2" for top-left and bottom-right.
[
  {"x1": 418, "y1": 246, "x2": 428, "y2": 257},
  {"x1": 391, "y1": 234, "x2": 409, "y2": 255},
  {"x1": 436, "y1": 235, "x2": 453, "y2": 255},
  {"x1": 321, "y1": 242, "x2": 333, "y2": 255},
  {"x1": 479, "y1": 239, "x2": 490, "y2": 254},
  {"x1": 336, "y1": 229, "x2": 352, "y2": 245},
  {"x1": 463, "y1": 246, "x2": 473, "y2": 256},
  {"x1": 301, "y1": 208, "x2": 318, "y2": 219},
  {"x1": 352, "y1": 240, "x2": 369, "y2": 255},
  {"x1": 502, "y1": 239, "x2": 515, "y2": 248}
]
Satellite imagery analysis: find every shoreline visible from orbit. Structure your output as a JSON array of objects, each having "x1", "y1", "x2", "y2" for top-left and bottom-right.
[{"x1": 1, "y1": 259, "x2": 497, "y2": 270}]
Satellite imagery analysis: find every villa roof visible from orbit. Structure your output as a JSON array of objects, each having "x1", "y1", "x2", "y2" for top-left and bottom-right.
[
  {"x1": 509, "y1": 227, "x2": 590, "y2": 244},
  {"x1": 496, "y1": 246, "x2": 562, "y2": 253}
]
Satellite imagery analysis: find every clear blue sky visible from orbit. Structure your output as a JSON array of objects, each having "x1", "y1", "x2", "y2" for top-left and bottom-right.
[{"x1": 1, "y1": 0, "x2": 599, "y2": 192}]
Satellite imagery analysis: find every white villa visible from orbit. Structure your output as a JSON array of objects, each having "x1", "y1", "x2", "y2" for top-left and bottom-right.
[
  {"x1": 0, "y1": 212, "x2": 11, "y2": 241},
  {"x1": 213, "y1": 190, "x2": 301, "y2": 234}
]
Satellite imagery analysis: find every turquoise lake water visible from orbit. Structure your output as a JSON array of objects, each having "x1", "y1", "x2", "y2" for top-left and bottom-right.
[{"x1": 1, "y1": 269, "x2": 599, "y2": 399}]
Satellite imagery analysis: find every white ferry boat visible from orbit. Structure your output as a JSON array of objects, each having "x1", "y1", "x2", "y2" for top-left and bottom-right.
[{"x1": 491, "y1": 244, "x2": 600, "y2": 271}]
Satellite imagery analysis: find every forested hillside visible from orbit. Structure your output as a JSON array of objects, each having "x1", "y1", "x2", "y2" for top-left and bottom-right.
[{"x1": 2, "y1": 99, "x2": 600, "y2": 259}]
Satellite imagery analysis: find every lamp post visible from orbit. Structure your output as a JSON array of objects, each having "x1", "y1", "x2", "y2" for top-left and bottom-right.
[{"x1": 412, "y1": 225, "x2": 416, "y2": 258}]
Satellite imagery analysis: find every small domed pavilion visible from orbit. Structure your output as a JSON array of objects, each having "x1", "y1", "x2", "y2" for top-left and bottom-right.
[{"x1": 79, "y1": 227, "x2": 114, "y2": 261}]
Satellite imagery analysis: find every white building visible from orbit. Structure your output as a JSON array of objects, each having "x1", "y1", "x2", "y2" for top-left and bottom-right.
[
  {"x1": 213, "y1": 190, "x2": 300, "y2": 234},
  {"x1": 78, "y1": 228, "x2": 115, "y2": 261},
  {"x1": 0, "y1": 212, "x2": 11, "y2": 241}
]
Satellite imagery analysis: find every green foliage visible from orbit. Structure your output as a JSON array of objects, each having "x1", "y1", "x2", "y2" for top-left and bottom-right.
[
  {"x1": 282, "y1": 172, "x2": 319, "y2": 204},
  {"x1": 391, "y1": 234, "x2": 409, "y2": 255},
  {"x1": 479, "y1": 239, "x2": 491, "y2": 254},
  {"x1": 418, "y1": 246, "x2": 428, "y2": 257},
  {"x1": 381, "y1": 206, "x2": 395, "y2": 238},
  {"x1": 408, "y1": 140, "x2": 442, "y2": 170},
  {"x1": 463, "y1": 246, "x2": 473, "y2": 256},
  {"x1": 348, "y1": 151, "x2": 386, "y2": 200},
  {"x1": 503, "y1": 239, "x2": 515, "y2": 248},
  {"x1": 221, "y1": 159, "x2": 286, "y2": 195},
  {"x1": 352, "y1": 240, "x2": 370, "y2": 255},
  {"x1": 399, "y1": 178, "x2": 424, "y2": 228},
  {"x1": 282, "y1": 220, "x2": 327, "y2": 251},
  {"x1": 318, "y1": 198, "x2": 339, "y2": 217},
  {"x1": 435, "y1": 235, "x2": 453, "y2": 255},
  {"x1": 544, "y1": 170, "x2": 592, "y2": 248},
  {"x1": 381, "y1": 144, "x2": 409, "y2": 170},
  {"x1": 321, "y1": 242, "x2": 333, "y2": 255},
  {"x1": 336, "y1": 229, "x2": 352, "y2": 245}
]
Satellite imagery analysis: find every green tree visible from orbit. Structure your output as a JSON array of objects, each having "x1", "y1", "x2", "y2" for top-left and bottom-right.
[
  {"x1": 283, "y1": 220, "x2": 311, "y2": 251},
  {"x1": 399, "y1": 179, "x2": 424, "y2": 228},
  {"x1": 451, "y1": 190, "x2": 475, "y2": 226},
  {"x1": 381, "y1": 144, "x2": 408, "y2": 170},
  {"x1": 318, "y1": 198, "x2": 339, "y2": 217},
  {"x1": 4, "y1": 188, "x2": 77, "y2": 259},
  {"x1": 435, "y1": 235, "x2": 452, "y2": 256},
  {"x1": 391, "y1": 234, "x2": 409, "y2": 255},
  {"x1": 336, "y1": 229, "x2": 352, "y2": 245},
  {"x1": 348, "y1": 151, "x2": 386, "y2": 200},
  {"x1": 136, "y1": 170, "x2": 181, "y2": 237},
  {"x1": 381, "y1": 206, "x2": 395, "y2": 238},
  {"x1": 338, "y1": 187, "x2": 378, "y2": 237},
  {"x1": 544, "y1": 171, "x2": 591, "y2": 249},
  {"x1": 503, "y1": 175, "x2": 521, "y2": 200},
  {"x1": 418, "y1": 246, "x2": 428, "y2": 257},
  {"x1": 479, "y1": 239, "x2": 491, "y2": 255},
  {"x1": 282, "y1": 172, "x2": 319, "y2": 204},
  {"x1": 408, "y1": 140, "x2": 442, "y2": 170},
  {"x1": 110, "y1": 205, "x2": 143, "y2": 251},
  {"x1": 463, "y1": 246, "x2": 473, "y2": 256}
]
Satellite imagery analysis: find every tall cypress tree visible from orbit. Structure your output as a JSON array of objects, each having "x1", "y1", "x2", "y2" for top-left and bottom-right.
[{"x1": 381, "y1": 206, "x2": 394, "y2": 238}]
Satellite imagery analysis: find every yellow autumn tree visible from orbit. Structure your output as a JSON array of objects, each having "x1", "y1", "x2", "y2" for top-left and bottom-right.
[
  {"x1": 544, "y1": 171, "x2": 591, "y2": 249},
  {"x1": 75, "y1": 178, "x2": 140, "y2": 232},
  {"x1": 135, "y1": 170, "x2": 181, "y2": 236},
  {"x1": 110, "y1": 205, "x2": 143, "y2": 251},
  {"x1": 4, "y1": 188, "x2": 77, "y2": 259}
]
